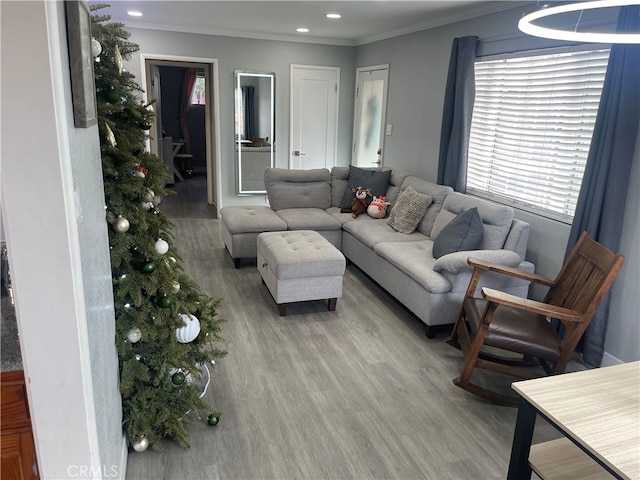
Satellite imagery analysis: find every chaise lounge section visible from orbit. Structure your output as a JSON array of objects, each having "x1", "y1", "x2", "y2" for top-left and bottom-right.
[{"x1": 220, "y1": 167, "x2": 533, "y2": 337}]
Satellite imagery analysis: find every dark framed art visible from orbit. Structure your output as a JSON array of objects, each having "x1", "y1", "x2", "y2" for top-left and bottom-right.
[{"x1": 65, "y1": 0, "x2": 97, "y2": 128}]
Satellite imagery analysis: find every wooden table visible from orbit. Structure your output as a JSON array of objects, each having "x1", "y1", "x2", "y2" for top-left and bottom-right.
[{"x1": 508, "y1": 361, "x2": 640, "y2": 480}]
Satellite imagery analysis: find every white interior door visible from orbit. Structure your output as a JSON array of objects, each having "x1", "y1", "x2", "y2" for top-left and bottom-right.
[
  {"x1": 353, "y1": 65, "x2": 389, "y2": 167},
  {"x1": 290, "y1": 65, "x2": 339, "y2": 170}
]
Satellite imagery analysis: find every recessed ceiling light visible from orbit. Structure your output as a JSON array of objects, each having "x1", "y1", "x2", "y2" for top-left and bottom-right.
[
  {"x1": 127, "y1": 10, "x2": 143, "y2": 17},
  {"x1": 296, "y1": 27, "x2": 310, "y2": 33},
  {"x1": 326, "y1": 13, "x2": 342, "y2": 19}
]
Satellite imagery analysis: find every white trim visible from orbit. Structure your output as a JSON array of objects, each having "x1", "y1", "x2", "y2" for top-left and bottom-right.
[
  {"x1": 601, "y1": 352, "x2": 625, "y2": 367},
  {"x1": 138, "y1": 53, "x2": 222, "y2": 210}
]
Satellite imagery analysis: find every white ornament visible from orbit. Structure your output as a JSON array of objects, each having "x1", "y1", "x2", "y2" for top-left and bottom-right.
[
  {"x1": 105, "y1": 123, "x2": 116, "y2": 147},
  {"x1": 132, "y1": 170, "x2": 145, "y2": 178},
  {"x1": 141, "y1": 202, "x2": 153, "y2": 211},
  {"x1": 91, "y1": 37, "x2": 102, "y2": 57},
  {"x1": 127, "y1": 327, "x2": 142, "y2": 343},
  {"x1": 115, "y1": 44, "x2": 123, "y2": 75},
  {"x1": 171, "y1": 281, "x2": 181, "y2": 294},
  {"x1": 175, "y1": 313, "x2": 201, "y2": 343},
  {"x1": 132, "y1": 437, "x2": 149, "y2": 452},
  {"x1": 154, "y1": 238, "x2": 169, "y2": 255}
]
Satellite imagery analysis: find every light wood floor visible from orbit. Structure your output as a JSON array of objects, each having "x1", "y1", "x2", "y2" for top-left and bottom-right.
[{"x1": 125, "y1": 175, "x2": 560, "y2": 479}]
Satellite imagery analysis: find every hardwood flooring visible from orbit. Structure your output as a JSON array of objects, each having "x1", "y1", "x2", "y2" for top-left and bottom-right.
[{"x1": 125, "y1": 175, "x2": 560, "y2": 479}]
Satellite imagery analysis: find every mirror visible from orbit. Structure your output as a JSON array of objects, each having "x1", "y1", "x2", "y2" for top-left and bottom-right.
[{"x1": 235, "y1": 71, "x2": 275, "y2": 194}]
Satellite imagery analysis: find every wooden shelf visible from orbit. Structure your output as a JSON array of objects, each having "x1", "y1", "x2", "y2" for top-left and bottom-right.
[{"x1": 529, "y1": 438, "x2": 616, "y2": 480}]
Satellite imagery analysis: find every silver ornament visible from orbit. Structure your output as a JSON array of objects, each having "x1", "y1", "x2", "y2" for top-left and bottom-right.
[
  {"x1": 105, "y1": 123, "x2": 116, "y2": 147},
  {"x1": 132, "y1": 437, "x2": 149, "y2": 452},
  {"x1": 113, "y1": 216, "x2": 130, "y2": 233},
  {"x1": 141, "y1": 202, "x2": 153, "y2": 211},
  {"x1": 170, "y1": 281, "x2": 180, "y2": 294},
  {"x1": 115, "y1": 44, "x2": 123, "y2": 75},
  {"x1": 143, "y1": 189, "x2": 155, "y2": 202}
]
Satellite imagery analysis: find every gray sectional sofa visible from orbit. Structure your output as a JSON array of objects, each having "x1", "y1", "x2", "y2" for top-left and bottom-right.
[{"x1": 220, "y1": 167, "x2": 534, "y2": 337}]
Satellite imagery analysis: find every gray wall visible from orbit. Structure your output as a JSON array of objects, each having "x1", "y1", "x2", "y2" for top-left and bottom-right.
[
  {"x1": 355, "y1": 5, "x2": 638, "y2": 364},
  {"x1": 2, "y1": 0, "x2": 123, "y2": 477},
  {"x1": 125, "y1": 7, "x2": 638, "y2": 364},
  {"x1": 125, "y1": 29, "x2": 356, "y2": 207}
]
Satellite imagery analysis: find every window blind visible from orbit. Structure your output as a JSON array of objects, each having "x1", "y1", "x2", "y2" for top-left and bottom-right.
[{"x1": 467, "y1": 48, "x2": 610, "y2": 223}]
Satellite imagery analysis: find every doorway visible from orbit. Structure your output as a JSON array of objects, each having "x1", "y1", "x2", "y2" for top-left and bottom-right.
[
  {"x1": 290, "y1": 65, "x2": 340, "y2": 170},
  {"x1": 140, "y1": 54, "x2": 221, "y2": 211},
  {"x1": 353, "y1": 65, "x2": 389, "y2": 168}
]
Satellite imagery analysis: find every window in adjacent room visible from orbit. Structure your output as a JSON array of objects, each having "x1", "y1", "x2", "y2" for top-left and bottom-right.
[
  {"x1": 191, "y1": 74, "x2": 205, "y2": 104},
  {"x1": 467, "y1": 46, "x2": 610, "y2": 223}
]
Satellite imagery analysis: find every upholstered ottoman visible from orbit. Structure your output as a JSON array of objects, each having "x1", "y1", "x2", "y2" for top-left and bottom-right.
[
  {"x1": 257, "y1": 231, "x2": 346, "y2": 316},
  {"x1": 220, "y1": 206, "x2": 287, "y2": 268}
]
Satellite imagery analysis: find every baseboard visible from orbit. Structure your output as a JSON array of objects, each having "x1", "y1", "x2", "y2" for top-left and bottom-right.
[
  {"x1": 600, "y1": 351, "x2": 623, "y2": 367},
  {"x1": 117, "y1": 435, "x2": 128, "y2": 479}
]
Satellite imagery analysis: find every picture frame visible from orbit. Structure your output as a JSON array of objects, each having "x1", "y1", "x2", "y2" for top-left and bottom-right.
[{"x1": 65, "y1": 0, "x2": 98, "y2": 128}]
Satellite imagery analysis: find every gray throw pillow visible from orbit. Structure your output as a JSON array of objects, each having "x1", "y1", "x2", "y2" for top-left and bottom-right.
[
  {"x1": 387, "y1": 186, "x2": 433, "y2": 234},
  {"x1": 432, "y1": 207, "x2": 484, "y2": 258},
  {"x1": 340, "y1": 166, "x2": 392, "y2": 208}
]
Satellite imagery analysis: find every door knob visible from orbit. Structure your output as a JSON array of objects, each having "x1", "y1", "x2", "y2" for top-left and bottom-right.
[{"x1": 293, "y1": 150, "x2": 306, "y2": 156}]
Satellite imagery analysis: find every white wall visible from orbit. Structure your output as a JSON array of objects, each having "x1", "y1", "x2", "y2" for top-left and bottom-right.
[
  {"x1": 124, "y1": 28, "x2": 356, "y2": 209},
  {"x1": 1, "y1": 1, "x2": 124, "y2": 477},
  {"x1": 355, "y1": 5, "x2": 639, "y2": 363}
]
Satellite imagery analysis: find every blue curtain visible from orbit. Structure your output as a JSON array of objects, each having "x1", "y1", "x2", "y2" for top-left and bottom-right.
[
  {"x1": 242, "y1": 86, "x2": 256, "y2": 141},
  {"x1": 564, "y1": 5, "x2": 640, "y2": 367},
  {"x1": 437, "y1": 36, "x2": 479, "y2": 192}
]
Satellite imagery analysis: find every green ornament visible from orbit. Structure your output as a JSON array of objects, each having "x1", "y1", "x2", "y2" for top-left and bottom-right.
[
  {"x1": 142, "y1": 261, "x2": 155, "y2": 273},
  {"x1": 158, "y1": 295, "x2": 173, "y2": 308},
  {"x1": 171, "y1": 372, "x2": 186, "y2": 386},
  {"x1": 207, "y1": 414, "x2": 219, "y2": 426}
]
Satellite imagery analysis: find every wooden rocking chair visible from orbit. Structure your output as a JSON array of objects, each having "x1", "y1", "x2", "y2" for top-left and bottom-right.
[{"x1": 445, "y1": 232, "x2": 625, "y2": 406}]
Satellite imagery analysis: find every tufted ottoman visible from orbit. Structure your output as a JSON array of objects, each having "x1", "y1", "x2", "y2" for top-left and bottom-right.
[
  {"x1": 220, "y1": 206, "x2": 287, "y2": 268},
  {"x1": 257, "y1": 231, "x2": 346, "y2": 316}
]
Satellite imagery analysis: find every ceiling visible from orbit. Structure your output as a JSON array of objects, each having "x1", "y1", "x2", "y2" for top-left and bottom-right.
[{"x1": 95, "y1": 1, "x2": 529, "y2": 46}]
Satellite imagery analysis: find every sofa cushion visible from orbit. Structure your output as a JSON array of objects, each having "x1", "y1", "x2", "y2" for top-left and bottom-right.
[
  {"x1": 387, "y1": 186, "x2": 433, "y2": 234},
  {"x1": 343, "y1": 219, "x2": 428, "y2": 249},
  {"x1": 432, "y1": 207, "x2": 483, "y2": 258},
  {"x1": 373, "y1": 241, "x2": 452, "y2": 294},
  {"x1": 431, "y1": 192, "x2": 514, "y2": 250},
  {"x1": 325, "y1": 206, "x2": 378, "y2": 226},
  {"x1": 397, "y1": 177, "x2": 454, "y2": 237},
  {"x1": 433, "y1": 249, "x2": 523, "y2": 274},
  {"x1": 265, "y1": 168, "x2": 331, "y2": 210},
  {"x1": 276, "y1": 208, "x2": 342, "y2": 231},
  {"x1": 220, "y1": 206, "x2": 287, "y2": 234},
  {"x1": 384, "y1": 169, "x2": 410, "y2": 208},
  {"x1": 339, "y1": 166, "x2": 391, "y2": 208},
  {"x1": 330, "y1": 167, "x2": 350, "y2": 207}
]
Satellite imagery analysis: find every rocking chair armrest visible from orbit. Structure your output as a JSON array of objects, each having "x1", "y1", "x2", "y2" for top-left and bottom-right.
[
  {"x1": 481, "y1": 287, "x2": 583, "y2": 322},
  {"x1": 468, "y1": 257, "x2": 555, "y2": 287}
]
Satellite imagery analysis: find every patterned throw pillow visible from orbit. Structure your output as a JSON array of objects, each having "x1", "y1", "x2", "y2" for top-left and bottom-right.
[
  {"x1": 432, "y1": 207, "x2": 484, "y2": 258},
  {"x1": 387, "y1": 186, "x2": 433, "y2": 234}
]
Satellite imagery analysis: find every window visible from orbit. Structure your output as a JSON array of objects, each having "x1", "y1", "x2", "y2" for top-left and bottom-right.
[
  {"x1": 467, "y1": 47, "x2": 610, "y2": 223},
  {"x1": 191, "y1": 75, "x2": 205, "y2": 104}
]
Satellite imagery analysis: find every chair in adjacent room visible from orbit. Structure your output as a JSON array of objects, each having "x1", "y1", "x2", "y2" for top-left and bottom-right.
[{"x1": 445, "y1": 232, "x2": 625, "y2": 406}]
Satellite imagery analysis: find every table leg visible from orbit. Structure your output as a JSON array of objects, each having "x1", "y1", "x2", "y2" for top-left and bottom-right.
[{"x1": 507, "y1": 396, "x2": 537, "y2": 480}]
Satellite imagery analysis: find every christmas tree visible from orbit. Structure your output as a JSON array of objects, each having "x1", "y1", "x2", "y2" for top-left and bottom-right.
[{"x1": 90, "y1": 4, "x2": 226, "y2": 451}]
